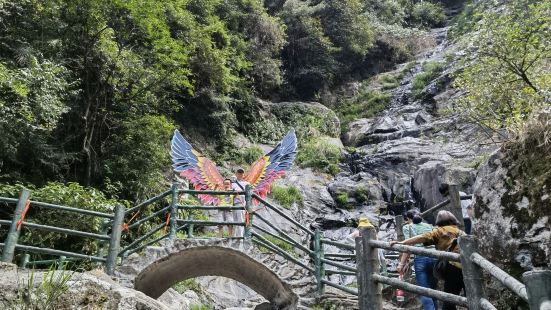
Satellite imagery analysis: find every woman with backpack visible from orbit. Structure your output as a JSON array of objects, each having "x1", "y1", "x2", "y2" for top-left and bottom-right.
[
  {"x1": 391, "y1": 210, "x2": 466, "y2": 310},
  {"x1": 398, "y1": 209, "x2": 439, "y2": 310}
]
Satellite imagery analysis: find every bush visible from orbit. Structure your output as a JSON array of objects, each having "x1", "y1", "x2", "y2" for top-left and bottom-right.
[
  {"x1": 173, "y1": 279, "x2": 202, "y2": 294},
  {"x1": 411, "y1": 61, "x2": 446, "y2": 98},
  {"x1": 296, "y1": 138, "x2": 342, "y2": 174},
  {"x1": 354, "y1": 186, "x2": 369, "y2": 204},
  {"x1": 336, "y1": 87, "x2": 391, "y2": 133},
  {"x1": 259, "y1": 234, "x2": 296, "y2": 257},
  {"x1": 410, "y1": 2, "x2": 446, "y2": 28},
  {"x1": 335, "y1": 192, "x2": 349, "y2": 209},
  {"x1": 233, "y1": 146, "x2": 264, "y2": 166},
  {"x1": 269, "y1": 185, "x2": 304, "y2": 209},
  {"x1": 0, "y1": 182, "x2": 118, "y2": 265}
]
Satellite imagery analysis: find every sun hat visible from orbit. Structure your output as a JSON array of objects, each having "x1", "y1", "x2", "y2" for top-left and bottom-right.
[{"x1": 358, "y1": 218, "x2": 374, "y2": 228}]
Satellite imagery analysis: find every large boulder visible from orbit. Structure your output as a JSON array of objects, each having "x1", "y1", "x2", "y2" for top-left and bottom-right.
[{"x1": 473, "y1": 110, "x2": 551, "y2": 308}]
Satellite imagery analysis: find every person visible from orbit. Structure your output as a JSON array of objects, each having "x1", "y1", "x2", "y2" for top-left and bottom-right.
[
  {"x1": 348, "y1": 218, "x2": 387, "y2": 274},
  {"x1": 391, "y1": 211, "x2": 465, "y2": 310},
  {"x1": 399, "y1": 209, "x2": 438, "y2": 310},
  {"x1": 459, "y1": 191, "x2": 473, "y2": 234},
  {"x1": 217, "y1": 179, "x2": 234, "y2": 237},
  {"x1": 231, "y1": 168, "x2": 250, "y2": 237}
]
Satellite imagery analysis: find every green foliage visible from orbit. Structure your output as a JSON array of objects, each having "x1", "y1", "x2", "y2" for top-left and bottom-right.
[
  {"x1": 354, "y1": 186, "x2": 369, "y2": 204},
  {"x1": 103, "y1": 115, "x2": 175, "y2": 200},
  {"x1": 173, "y1": 279, "x2": 202, "y2": 295},
  {"x1": 0, "y1": 182, "x2": 117, "y2": 266},
  {"x1": 449, "y1": 0, "x2": 483, "y2": 39},
  {"x1": 409, "y1": 2, "x2": 446, "y2": 28},
  {"x1": 454, "y1": 0, "x2": 550, "y2": 134},
  {"x1": 259, "y1": 234, "x2": 296, "y2": 256},
  {"x1": 412, "y1": 61, "x2": 446, "y2": 98},
  {"x1": 190, "y1": 305, "x2": 211, "y2": 310},
  {"x1": 296, "y1": 138, "x2": 342, "y2": 174},
  {"x1": 9, "y1": 267, "x2": 73, "y2": 310},
  {"x1": 335, "y1": 192, "x2": 349, "y2": 209},
  {"x1": 336, "y1": 86, "x2": 391, "y2": 132},
  {"x1": 269, "y1": 185, "x2": 303, "y2": 209},
  {"x1": 232, "y1": 146, "x2": 264, "y2": 166}
]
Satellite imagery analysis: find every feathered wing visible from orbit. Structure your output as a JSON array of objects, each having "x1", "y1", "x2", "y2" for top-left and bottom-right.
[
  {"x1": 171, "y1": 130, "x2": 224, "y2": 205},
  {"x1": 244, "y1": 129, "x2": 298, "y2": 199}
]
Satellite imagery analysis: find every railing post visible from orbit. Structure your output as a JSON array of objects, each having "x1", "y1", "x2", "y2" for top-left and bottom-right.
[
  {"x1": 169, "y1": 182, "x2": 179, "y2": 240},
  {"x1": 446, "y1": 184, "x2": 465, "y2": 231},
  {"x1": 105, "y1": 204, "x2": 125, "y2": 276},
  {"x1": 96, "y1": 219, "x2": 110, "y2": 266},
  {"x1": 19, "y1": 253, "x2": 30, "y2": 269},
  {"x1": 523, "y1": 270, "x2": 551, "y2": 310},
  {"x1": 459, "y1": 235, "x2": 486, "y2": 310},
  {"x1": 57, "y1": 255, "x2": 66, "y2": 270},
  {"x1": 187, "y1": 212, "x2": 194, "y2": 238},
  {"x1": 314, "y1": 229, "x2": 325, "y2": 295},
  {"x1": 2, "y1": 188, "x2": 31, "y2": 263},
  {"x1": 356, "y1": 227, "x2": 383, "y2": 310},
  {"x1": 243, "y1": 185, "x2": 253, "y2": 240},
  {"x1": 395, "y1": 215, "x2": 404, "y2": 241}
]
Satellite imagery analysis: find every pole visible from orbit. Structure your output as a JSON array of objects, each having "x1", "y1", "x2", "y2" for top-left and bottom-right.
[
  {"x1": 523, "y1": 270, "x2": 551, "y2": 310},
  {"x1": 105, "y1": 204, "x2": 125, "y2": 275},
  {"x1": 357, "y1": 227, "x2": 383, "y2": 310},
  {"x1": 169, "y1": 182, "x2": 179, "y2": 240},
  {"x1": 244, "y1": 185, "x2": 253, "y2": 240},
  {"x1": 459, "y1": 235, "x2": 486, "y2": 310},
  {"x1": 19, "y1": 253, "x2": 30, "y2": 269},
  {"x1": 446, "y1": 184, "x2": 465, "y2": 231},
  {"x1": 2, "y1": 188, "x2": 31, "y2": 263},
  {"x1": 314, "y1": 229, "x2": 325, "y2": 295},
  {"x1": 395, "y1": 215, "x2": 404, "y2": 241}
]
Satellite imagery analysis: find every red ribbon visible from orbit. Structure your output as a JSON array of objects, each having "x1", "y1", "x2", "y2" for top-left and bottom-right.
[{"x1": 16, "y1": 199, "x2": 31, "y2": 231}]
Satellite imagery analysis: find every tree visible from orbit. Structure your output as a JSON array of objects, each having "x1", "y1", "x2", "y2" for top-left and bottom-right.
[{"x1": 454, "y1": 0, "x2": 551, "y2": 134}]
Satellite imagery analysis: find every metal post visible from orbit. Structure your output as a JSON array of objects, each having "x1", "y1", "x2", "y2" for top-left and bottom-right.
[
  {"x1": 105, "y1": 205, "x2": 125, "y2": 275},
  {"x1": 57, "y1": 255, "x2": 66, "y2": 270},
  {"x1": 357, "y1": 227, "x2": 383, "y2": 310},
  {"x1": 187, "y1": 213, "x2": 194, "y2": 238},
  {"x1": 314, "y1": 229, "x2": 325, "y2": 294},
  {"x1": 169, "y1": 182, "x2": 179, "y2": 240},
  {"x1": 395, "y1": 215, "x2": 404, "y2": 241},
  {"x1": 2, "y1": 188, "x2": 31, "y2": 263},
  {"x1": 523, "y1": 270, "x2": 551, "y2": 310},
  {"x1": 96, "y1": 219, "x2": 109, "y2": 266},
  {"x1": 446, "y1": 184, "x2": 465, "y2": 231},
  {"x1": 243, "y1": 185, "x2": 253, "y2": 240},
  {"x1": 19, "y1": 253, "x2": 30, "y2": 269},
  {"x1": 459, "y1": 235, "x2": 486, "y2": 310}
]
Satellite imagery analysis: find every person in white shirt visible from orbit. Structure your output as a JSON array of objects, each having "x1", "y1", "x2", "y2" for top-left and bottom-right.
[{"x1": 231, "y1": 168, "x2": 250, "y2": 237}]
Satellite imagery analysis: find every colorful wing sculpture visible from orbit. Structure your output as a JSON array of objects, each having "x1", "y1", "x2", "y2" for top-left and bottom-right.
[
  {"x1": 244, "y1": 129, "x2": 297, "y2": 199},
  {"x1": 170, "y1": 129, "x2": 297, "y2": 204}
]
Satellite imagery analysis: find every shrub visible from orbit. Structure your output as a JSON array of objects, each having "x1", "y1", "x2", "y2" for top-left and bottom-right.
[
  {"x1": 410, "y1": 2, "x2": 446, "y2": 28},
  {"x1": 335, "y1": 192, "x2": 349, "y2": 209},
  {"x1": 354, "y1": 186, "x2": 369, "y2": 204},
  {"x1": 258, "y1": 234, "x2": 296, "y2": 257},
  {"x1": 0, "y1": 182, "x2": 118, "y2": 266},
  {"x1": 336, "y1": 87, "x2": 391, "y2": 133},
  {"x1": 269, "y1": 185, "x2": 304, "y2": 209},
  {"x1": 234, "y1": 146, "x2": 264, "y2": 165},
  {"x1": 296, "y1": 138, "x2": 342, "y2": 174},
  {"x1": 411, "y1": 61, "x2": 446, "y2": 98},
  {"x1": 173, "y1": 279, "x2": 202, "y2": 294}
]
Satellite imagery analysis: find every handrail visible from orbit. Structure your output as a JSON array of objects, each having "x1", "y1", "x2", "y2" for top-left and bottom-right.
[
  {"x1": 125, "y1": 233, "x2": 170, "y2": 256},
  {"x1": 251, "y1": 232, "x2": 314, "y2": 273},
  {"x1": 29, "y1": 200, "x2": 114, "y2": 219},
  {"x1": 176, "y1": 220, "x2": 245, "y2": 226},
  {"x1": 369, "y1": 239, "x2": 461, "y2": 261},
  {"x1": 127, "y1": 205, "x2": 171, "y2": 230},
  {"x1": 320, "y1": 257, "x2": 357, "y2": 273},
  {"x1": 320, "y1": 238, "x2": 356, "y2": 251},
  {"x1": 0, "y1": 197, "x2": 18, "y2": 204},
  {"x1": 18, "y1": 221, "x2": 110, "y2": 241},
  {"x1": 470, "y1": 252, "x2": 528, "y2": 301},
  {"x1": 420, "y1": 195, "x2": 473, "y2": 217},
  {"x1": 0, "y1": 243, "x2": 106, "y2": 262},
  {"x1": 254, "y1": 213, "x2": 314, "y2": 255},
  {"x1": 252, "y1": 223, "x2": 313, "y2": 256},
  {"x1": 178, "y1": 189, "x2": 244, "y2": 195},
  {"x1": 126, "y1": 189, "x2": 172, "y2": 214},
  {"x1": 320, "y1": 279, "x2": 358, "y2": 296},
  {"x1": 372, "y1": 274, "x2": 468, "y2": 306},
  {"x1": 480, "y1": 298, "x2": 498, "y2": 310},
  {"x1": 252, "y1": 194, "x2": 314, "y2": 236},
  {"x1": 177, "y1": 205, "x2": 244, "y2": 211},
  {"x1": 120, "y1": 223, "x2": 166, "y2": 255}
]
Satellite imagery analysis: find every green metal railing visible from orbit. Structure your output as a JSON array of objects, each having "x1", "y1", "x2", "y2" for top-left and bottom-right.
[{"x1": 2, "y1": 184, "x2": 549, "y2": 310}]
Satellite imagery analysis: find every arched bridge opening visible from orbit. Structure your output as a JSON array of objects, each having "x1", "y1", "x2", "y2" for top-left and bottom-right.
[{"x1": 133, "y1": 246, "x2": 298, "y2": 309}]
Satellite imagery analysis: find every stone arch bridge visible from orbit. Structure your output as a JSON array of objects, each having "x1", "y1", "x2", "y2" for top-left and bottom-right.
[{"x1": 115, "y1": 238, "x2": 318, "y2": 310}]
